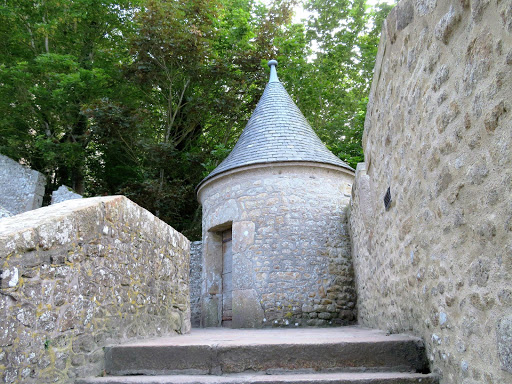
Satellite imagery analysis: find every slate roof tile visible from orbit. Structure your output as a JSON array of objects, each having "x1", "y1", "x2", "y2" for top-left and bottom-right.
[{"x1": 198, "y1": 62, "x2": 353, "y2": 189}]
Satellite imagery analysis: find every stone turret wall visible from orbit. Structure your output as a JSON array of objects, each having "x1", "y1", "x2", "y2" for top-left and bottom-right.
[
  {"x1": 0, "y1": 154, "x2": 46, "y2": 215},
  {"x1": 0, "y1": 196, "x2": 190, "y2": 383},
  {"x1": 349, "y1": 0, "x2": 511, "y2": 383},
  {"x1": 198, "y1": 163, "x2": 355, "y2": 328}
]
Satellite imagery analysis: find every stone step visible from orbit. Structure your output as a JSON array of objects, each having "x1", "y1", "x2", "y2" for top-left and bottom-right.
[
  {"x1": 76, "y1": 372, "x2": 439, "y2": 384},
  {"x1": 102, "y1": 327, "x2": 430, "y2": 376}
]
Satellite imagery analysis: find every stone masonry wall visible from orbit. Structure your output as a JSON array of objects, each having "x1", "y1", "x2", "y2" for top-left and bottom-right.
[
  {"x1": 199, "y1": 163, "x2": 355, "y2": 328},
  {"x1": 0, "y1": 196, "x2": 190, "y2": 383},
  {"x1": 190, "y1": 241, "x2": 203, "y2": 328},
  {"x1": 349, "y1": 1, "x2": 512, "y2": 383},
  {"x1": 0, "y1": 154, "x2": 46, "y2": 215}
]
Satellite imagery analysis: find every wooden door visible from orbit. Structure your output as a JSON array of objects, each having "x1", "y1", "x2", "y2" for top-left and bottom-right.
[{"x1": 221, "y1": 229, "x2": 233, "y2": 327}]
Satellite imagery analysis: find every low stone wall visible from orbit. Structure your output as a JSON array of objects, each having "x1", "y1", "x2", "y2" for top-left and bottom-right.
[
  {"x1": 190, "y1": 241, "x2": 203, "y2": 328},
  {"x1": 0, "y1": 196, "x2": 190, "y2": 383},
  {"x1": 0, "y1": 154, "x2": 46, "y2": 215},
  {"x1": 350, "y1": 1, "x2": 511, "y2": 383}
]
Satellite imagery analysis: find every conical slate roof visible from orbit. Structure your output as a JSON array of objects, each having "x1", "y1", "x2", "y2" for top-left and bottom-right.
[{"x1": 198, "y1": 60, "x2": 353, "y2": 189}]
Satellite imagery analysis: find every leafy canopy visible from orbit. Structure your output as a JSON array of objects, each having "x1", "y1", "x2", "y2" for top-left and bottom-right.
[{"x1": 0, "y1": 0, "x2": 394, "y2": 238}]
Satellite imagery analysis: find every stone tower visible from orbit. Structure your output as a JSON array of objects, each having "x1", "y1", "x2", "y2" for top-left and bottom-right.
[{"x1": 197, "y1": 60, "x2": 356, "y2": 328}]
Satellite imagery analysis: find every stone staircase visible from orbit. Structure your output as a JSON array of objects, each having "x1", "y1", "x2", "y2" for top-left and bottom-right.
[{"x1": 76, "y1": 327, "x2": 438, "y2": 384}]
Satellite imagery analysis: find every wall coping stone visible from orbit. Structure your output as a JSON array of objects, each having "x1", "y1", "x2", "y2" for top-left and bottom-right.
[{"x1": 197, "y1": 161, "x2": 355, "y2": 202}]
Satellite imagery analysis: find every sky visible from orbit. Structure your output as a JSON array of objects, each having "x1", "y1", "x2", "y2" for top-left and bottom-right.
[{"x1": 291, "y1": 0, "x2": 386, "y2": 23}]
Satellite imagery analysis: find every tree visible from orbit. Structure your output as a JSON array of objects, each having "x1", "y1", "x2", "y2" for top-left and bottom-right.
[
  {"x1": 199, "y1": 0, "x2": 303, "y2": 168},
  {"x1": 275, "y1": 0, "x2": 395, "y2": 168},
  {"x1": 114, "y1": 0, "x2": 303, "y2": 237},
  {"x1": 0, "y1": 0, "x2": 395, "y2": 238},
  {"x1": 0, "y1": 0, "x2": 140, "y2": 194}
]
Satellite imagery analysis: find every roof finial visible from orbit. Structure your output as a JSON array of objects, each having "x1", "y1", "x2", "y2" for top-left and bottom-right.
[{"x1": 268, "y1": 60, "x2": 279, "y2": 83}]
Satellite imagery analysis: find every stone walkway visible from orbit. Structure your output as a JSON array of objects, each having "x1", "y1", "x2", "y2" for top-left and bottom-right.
[
  {"x1": 114, "y1": 327, "x2": 418, "y2": 346},
  {"x1": 77, "y1": 326, "x2": 438, "y2": 383}
]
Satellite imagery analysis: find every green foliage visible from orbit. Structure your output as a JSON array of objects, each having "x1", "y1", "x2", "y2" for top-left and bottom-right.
[
  {"x1": 272, "y1": 0, "x2": 396, "y2": 169},
  {"x1": 0, "y1": 0, "x2": 394, "y2": 239},
  {"x1": 201, "y1": 144, "x2": 233, "y2": 177},
  {"x1": 0, "y1": 0, "x2": 139, "y2": 194}
]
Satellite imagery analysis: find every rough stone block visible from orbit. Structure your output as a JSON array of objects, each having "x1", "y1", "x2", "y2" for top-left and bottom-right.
[
  {"x1": 396, "y1": 0, "x2": 414, "y2": 31},
  {"x1": 354, "y1": 164, "x2": 375, "y2": 227},
  {"x1": 232, "y1": 221, "x2": 255, "y2": 253},
  {"x1": 0, "y1": 205, "x2": 12, "y2": 218},
  {"x1": 202, "y1": 294, "x2": 221, "y2": 328},
  {"x1": 0, "y1": 154, "x2": 46, "y2": 215},
  {"x1": 435, "y1": 5, "x2": 461, "y2": 44},
  {"x1": 416, "y1": 0, "x2": 437, "y2": 16},
  {"x1": 386, "y1": 8, "x2": 398, "y2": 43},
  {"x1": 232, "y1": 251, "x2": 255, "y2": 291},
  {"x1": 190, "y1": 241, "x2": 203, "y2": 328},
  {"x1": 232, "y1": 289, "x2": 264, "y2": 328},
  {"x1": 497, "y1": 315, "x2": 512, "y2": 373},
  {"x1": 50, "y1": 185, "x2": 82, "y2": 204}
]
